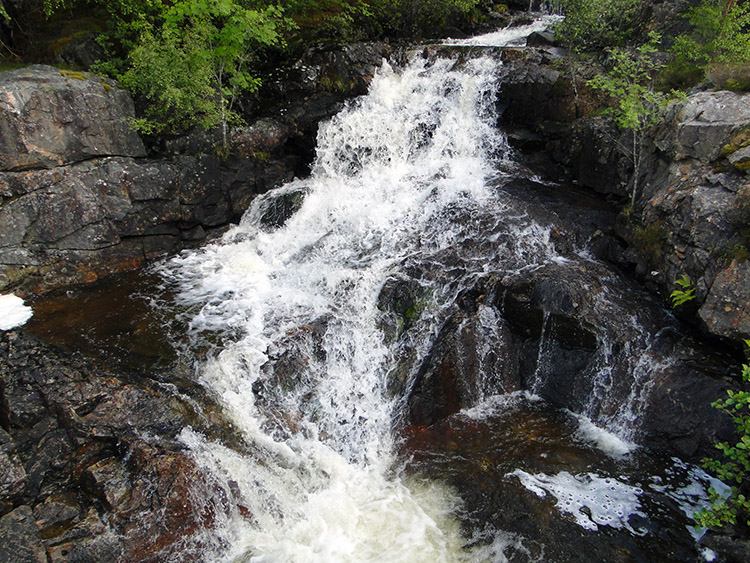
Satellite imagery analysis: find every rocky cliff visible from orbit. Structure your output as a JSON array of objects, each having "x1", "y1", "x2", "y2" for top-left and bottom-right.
[
  {"x1": 496, "y1": 45, "x2": 750, "y2": 350},
  {"x1": 0, "y1": 42, "x2": 390, "y2": 295}
]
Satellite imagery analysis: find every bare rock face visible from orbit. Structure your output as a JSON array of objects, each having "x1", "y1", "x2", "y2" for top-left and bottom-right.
[
  {"x1": 0, "y1": 65, "x2": 146, "y2": 171},
  {"x1": 0, "y1": 156, "x2": 223, "y2": 293},
  {"x1": 619, "y1": 92, "x2": 750, "y2": 346},
  {"x1": 699, "y1": 260, "x2": 750, "y2": 343},
  {"x1": 668, "y1": 91, "x2": 750, "y2": 163}
]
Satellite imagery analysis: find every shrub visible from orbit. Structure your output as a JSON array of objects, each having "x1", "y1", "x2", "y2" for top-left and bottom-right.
[
  {"x1": 696, "y1": 343, "x2": 750, "y2": 530},
  {"x1": 553, "y1": 0, "x2": 645, "y2": 52},
  {"x1": 588, "y1": 33, "x2": 683, "y2": 204},
  {"x1": 671, "y1": 0, "x2": 750, "y2": 67}
]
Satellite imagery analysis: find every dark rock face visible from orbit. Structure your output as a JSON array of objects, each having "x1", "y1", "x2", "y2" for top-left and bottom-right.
[
  {"x1": 620, "y1": 93, "x2": 750, "y2": 345},
  {"x1": 385, "y1": 174, "x2": 735, "y2": 461},
  {"x1": 0, "y1": 330, "x2": 229, "y2": 562},
  {"x1": 0, "y1": 65, "x2": 146, "y2": 171},
  {"x1": 0, "y1": 156, "x2": 224, "y2": 293},
  {"x1": 499, "y1": 53, "x2": 750, "y2": 347},
  {"x1": 408, "y1": 308, "x2": 522, "y2": 426}
]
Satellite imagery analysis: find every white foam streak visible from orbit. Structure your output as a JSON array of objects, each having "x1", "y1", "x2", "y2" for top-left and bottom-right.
[
  {"x1": 510, "y1": 470, "x2": 646, "y2": 534},
  {"x1": 444, "y1": 15, "x2": 563, "y2": 47}
]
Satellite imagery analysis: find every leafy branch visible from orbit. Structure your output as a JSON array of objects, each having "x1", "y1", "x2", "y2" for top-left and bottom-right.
[
  {"x1": 696, "y1": 342, "x2": 750, "y2": 529},
  {"x1": 588, "y1": 33, "x2": 684, "y2": 205}
]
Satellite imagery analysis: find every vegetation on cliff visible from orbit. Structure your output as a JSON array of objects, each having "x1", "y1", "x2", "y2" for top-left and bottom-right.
[{"x1": 0, "y1": 0, "x2": 482, "y2": 140}]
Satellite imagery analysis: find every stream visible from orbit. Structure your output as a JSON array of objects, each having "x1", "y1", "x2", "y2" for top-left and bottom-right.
[{"x1": 26, "y1": 16, "x2": 730, "y2": 562}]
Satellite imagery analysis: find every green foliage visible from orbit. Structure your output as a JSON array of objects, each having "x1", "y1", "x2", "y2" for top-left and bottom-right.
[
  {"x1": 631, "y1": 221, "x2": 664, "y2": 265},
  {"x1": 696, "y1": 342, "x2": 750, "y2": 529},
  {"x1": 671, "y1": 0, "x2": 750, "y2": 67},
  {"x1": 670, "y1": 274, "x2": 696, "y2": 306},
  {"x1": 278, "y1": 0, "x2": 372, "y2": 42},
  {"x1": 553, "y1": 0, "x2": 644, "y2": 52},
  {"x1": 588, "y1": 33, "x2": 684, "y2": 204},
  {"x1": 40, "y1": 0, "x2": 481, "y2": 137},
  {"x1": 119, "y1": 0, "x2": 283, "y2": 143},
  {"x1": 368, "y1": 0, "x2": 480, "y2": 38},
  {"x1": 588, "y1": 34, "x2": 678, "y2": 131}
]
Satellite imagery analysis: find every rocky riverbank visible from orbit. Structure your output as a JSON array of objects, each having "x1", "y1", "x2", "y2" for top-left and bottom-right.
[{"x1": 495, "y1": 40, "x2": 750, "y2": 350}]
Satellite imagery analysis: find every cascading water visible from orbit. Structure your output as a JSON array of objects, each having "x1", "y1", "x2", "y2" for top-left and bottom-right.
[{"x1": 159, "y1": 16, "x2": 723, "y2": 562}]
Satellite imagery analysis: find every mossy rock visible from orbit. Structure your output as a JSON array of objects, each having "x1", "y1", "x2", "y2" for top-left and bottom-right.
[
  {"x1": 59, "y1": 69, "x2": 87, "y2": 81},
  {"x1": 720, "y1": 127, "x2": 750, "y2": 158}
]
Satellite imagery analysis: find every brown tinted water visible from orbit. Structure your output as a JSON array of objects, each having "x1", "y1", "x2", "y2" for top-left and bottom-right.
[{"x1": 24, "y1": 269, "x2": 180, "y2": 372}]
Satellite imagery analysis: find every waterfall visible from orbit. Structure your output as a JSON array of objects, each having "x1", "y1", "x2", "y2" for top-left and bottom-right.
[
  {"x1": 158, "y1": 17, "x2": 717, "y2": 562},
  {"x1": 162, "y1": 46, "x2": 535, "y2": 561}
]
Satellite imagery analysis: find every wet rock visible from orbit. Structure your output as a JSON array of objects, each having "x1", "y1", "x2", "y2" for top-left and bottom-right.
[
  {"x1": 641, "y1": 359, "x2": 735, "y2": 460},
  {"x1": 497, "y1": 62, "x2": 562, "y2": 129},
  {"x1": 231, "y1": 118, "x2": 290, "y2": 158},
  {"x1": 0, "y1": 505, "x2": 47, "y2": 563},
  {"x1": 526, "y1": 30, "x2": 557, "y2": 47},
  {"x1": 0, "y1": 155, "x2": 234, "y2": 293},
  {"x1": 403, "y1": 248, "x2": 734, "y2": 461},
  {"x1": 408, "y1": 307, "x2": 522, "y2": 426},
  {"x1": 0, "y1": 65, "x2": 146, "y2": 171},
  {"x1": 727, "y1": 145, "x2": 750, "y2": 173},
  {"x1": 33, "y1": 494, "x2": 80, "y2": 538},
  {"x1": 256, "y1": 186, "x2": 307, "y2": 230},
  {"x1": 701, "y1": 526, "x2": 750, "y2": 563},
  {"x1": 0, "y1": 330, "x2": 228, "y2": 560},
  {"x1": 0, "y1": 428, "x2": 26, "y2": 511}
]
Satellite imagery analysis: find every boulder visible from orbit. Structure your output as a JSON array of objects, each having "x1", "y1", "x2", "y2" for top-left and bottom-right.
[
  {"x1": 699, "y1": 260, "x2": 750, "y2": 343},
  {"x1": 667, "y1": 91, "x2": 750, "y2": 163},
  {"x1": 0, "y1": 65, "x2": 146, "y2": 171}
]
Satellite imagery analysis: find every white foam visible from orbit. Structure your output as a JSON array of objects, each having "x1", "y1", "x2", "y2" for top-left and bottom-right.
[
  {"x1": 510, "y1": 470, "x2": 646, "y2": 534},
  {"x1": 444, "y1": 15, "x2": 564, "y2": 47},
  {"x1": 568, "y1": 411, "x2": 636, "y2": 457},
  {"x1": 0, "y1": 294, "x2": 33, "y2": 330},
  {"x1": 162, "y1": 49, "x2": 518, "y2": 561}
]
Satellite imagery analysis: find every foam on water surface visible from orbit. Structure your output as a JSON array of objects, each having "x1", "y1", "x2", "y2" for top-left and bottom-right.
[{"x1": 510, "y1": 470, "x2": 646, "y2": 534}]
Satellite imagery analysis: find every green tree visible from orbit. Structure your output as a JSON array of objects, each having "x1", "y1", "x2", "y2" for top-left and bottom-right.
[
  {"x1": 554, "y1": 0, "x2": 644, "y2": 52},
  {"x1": 368, "y1": 0, "x2": 479, "y2": 38},
  {"x1": 672, "y1": 0, "x2": 750, "y2": 66},
  {"x1": 588, "y1": 33, "x2": 683, "y2": 205},
  {"x1": 121, "y1": 0, "x2": 284, "y2": 146}
]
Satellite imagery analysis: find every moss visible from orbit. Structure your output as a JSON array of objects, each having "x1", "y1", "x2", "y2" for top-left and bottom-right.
[
  {"x1": 720, "y1": 128, "x2": 750, "y2": 157},
  {"x1": 722, "y1": 244, "x2": 750, "y2": 263},
  {"x1": 0, "y1": 62, "x2": 31, "y2": 72},
  {"x1": 59, "y1": 70, "x2": 87, "y2": 81},
  {"x1": 319, "y1": 74, "x2": 356, "y2": 94},
  {"x1": 100, "y1": 81, "x2": 112, "y2": 92},
  {"x1": 707, "y1": 62, "x2": 750, "y2": 93},
  {"x1": 252, "y1": 151, "x2": 270, "y2": 163},
  {"x1": 631, "y1": 221, "x2": 665, "y2": 267}
]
